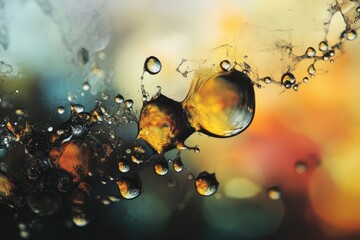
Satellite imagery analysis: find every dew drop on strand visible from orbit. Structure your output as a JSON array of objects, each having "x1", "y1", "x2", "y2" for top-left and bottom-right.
[
  {"x1": 281, "y1": 72, "x2": 296, "y2": 89},
  {"x1": 263, "y1": 76, "x2": 272, "y2": 84},
  {"x1": 306, "y1": 47, "x2": 316, "y2": 57},
  {"x1": 267, "y1": 186, "x2": 282, "y2": 200},
  {"x1": 173, "y1": 156, "x2": 183, "y2": 173},
  {"x1": 220, "y1": 60, "x2": 231, "y2": 71},
  {"x1": 346, "y1": 29, "x2": 357, "y2": 41},
  {"x1": 195, "y1": 172, "x2": 219, "y2": 196},
  {"x1": 125, "y1": 99, "x2": 134, "y2": 108},
  {"x1": 144, "y1": 56, "x2": 162, "y2": 75},
  {"x1": 318, "y1": 41, "x2": 328, "y2": 52}
]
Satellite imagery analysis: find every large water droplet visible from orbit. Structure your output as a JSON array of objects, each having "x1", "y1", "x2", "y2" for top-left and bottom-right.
[
  {"x1": 182, "y1": 69, "x2": 255, "y2": 138},
  {"x1": 195, "y1": 171, "x2": 219, "y2": 196},
  {"x1": 144, "y1": 56, "x2": 162, "y2": 75}
]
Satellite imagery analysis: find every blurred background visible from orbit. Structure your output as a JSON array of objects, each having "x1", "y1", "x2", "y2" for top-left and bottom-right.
[{"x1": 1, "y1": 0, "x2": 360, "y2": 239}]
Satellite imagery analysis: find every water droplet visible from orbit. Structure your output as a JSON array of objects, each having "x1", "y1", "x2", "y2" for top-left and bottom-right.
[
  {"x1": 125, "y1": 99, "x2": 134, "y2": 108},
  {"x1": 154, "y1": 158, "x2": 169, "y2": 176},
  {"x1": 195, "y1": 172, "x2": 219, "y2": 196},
  {"x1": 71, "y1": 207, "x2": 89, "y2": 227},
  {"x1": 330, "y1": 59, "x2": 334, "y2": 64},
  {"x1": 173, "y1": 156, "x2": 183, "y2": 173},
  {"x1": 329, "y1": 50, "x2": 335, "y2": 57},
  {"x1": 57, "y1": 106, "x2": 65, "y2": 114},
  {"x1": 293, "y1": 83, "x2": 299, "y2": 92},
  {"x1": 267, "y1": 186, "x2": 282, "y2": 200},
  {"x1": 307, "y1": 64, "x2": 316, "y2": 75},
  {"x1": 306, "y1": 47, "x2": 316, "y2": 57},
  {"x1": 19, "y1": 230, "x2": 30, "y2": 239},
  {"x1": 182, "y1": 70, "x2": 255, "y2": 137},
  {"x1": 71, "y1": 104, "x2": 85, "y2": 113},
  {"x1": 144, "y1": 56, "x2": 162, "y2": 75},
  {"x1": 281, "y1": 72, "x2": 296, "y2": 89},
  {"x1": 318, "y1": 41, "x2": 328, "y2": 51},
  {"x1": 82, "y1": 82, "x2": 90, "y2": 91},
  {"x1": 263, "y1": 76, "x2": 272, "y2": 84},
  {"x1": 114, "y1": 94, "x2": 124, "y2": 104},
  {"x1": 116, "y1": 177, "x2": 142, "y2": 200},
  {"x1": 295, "y1": 161, "x2": 308, "y2": 174},
  {"x1": 118, "y1": 160, "x2": 130, "y2": 173},
  {"x1": 244, "y1": 55, "x2": 248, "y2": 59},
  {"x1": 47, "y1": 126, "x2": 53, "y2": 132},
  {"x1": 131, "y1": 146, "x2": 145, "y2": 164},
  {"x1": 220, "y1": 60, "x2": 231, "y2": 71},
  {"x1": 15, "y1": 109, "x2": 24, "y2": 116},
  {"x1": 346, "y1": 29, "x2": 357, "y2": 41}
]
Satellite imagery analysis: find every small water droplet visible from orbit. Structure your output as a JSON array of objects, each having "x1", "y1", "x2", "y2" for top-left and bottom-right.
[
  {"x1": 57, "y1": 106, "x2": 65, "y2": 114},
  {"x1": 267, "y1": 186, "x2": 282, "y2": 200},
  {"x1": 281, "y1": 72, "x2": 296, "y2": 89},
  {"x1": 195, "y1": 172, "x2": 219, "y2": 196},
  {"x1": 116, "y1": 177, "x2": 142, "y2": 200},
  {"x1": 307, "y1": 64, "x2": 316, "y2": 75},
  {"x1": 263, "y1": 76, "x2": 272, "y2": 84},
  {"x1": 346, "y1": 29, "x2": 357, "y2": 41},
  {"x1": 15, "y1": 109, "x2": 24, "y2": 116},
  {"x1": 295, "y1": 161, "x2": 308, "y2": 174},
  {"x1": 306, "y1": 47, "x2": 316, "y2": 57},
  {"x1": 357, "y1": 7, "x2": 360, "y2": 12},
  {"x1": 154, "y1": 158, "x2": 169, "y2": 176},
  {"x1": 244, "y1": 55, "x2": 248, "y2": 59},
  {"x1": 293, "y1": 83, "x2": 299, "y2": 92},
  {"x1": 330, "y1": 59, "x2": 334, "y2": 64},
  {"x1": 125, "y1": 100, "x2": 134, "y2": 108},
  {"x1": 144, "y1": 56, "x2": 162, "y2": 75},
  {"x1": 71, "y1": 208, "x2": 89, "y2": 227},
  {"x1": 220, "y1": 60, "x2": 231, "y2": 71},
  {"x1": 47, "y1": 126, "x2": 53, "y2": 132},
  {"x1": 114, "y1": 94, "x2": 124, "y2": 104},
  {"x1": 118, "y1": 160, "x2": 130, "y2": 173},
  {"x1": 173, "y1": 156, "x2": 183, "y2": 173},
  {"x1": 319, "y1": 41, "x2": 328, "y2": 51},
  {"x1": 82, "y1": 82, "x2": 90, "y2": 91}
]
